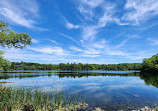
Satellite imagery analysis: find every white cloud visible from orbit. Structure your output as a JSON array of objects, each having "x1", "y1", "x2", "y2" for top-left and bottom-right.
[
  {"x1": 70, "y1": 46, "x2": 101, "y2": 57},
  {"x1": 28, "y1": 47, "x2": 68, "y2": 55},
  {"x1": 84, "y1": 48, "x2": 101, "y2": 55},
  {"x1": 148, "y1": 38, "x2": 158, "y2": 46},
  {"x1": 65, "y1": 21, "x2": 79, "y2": 29},
  {"x1": 81, "y1": 54, "x2": 100, "y2": 57},
  {"x1": 1, "y1": 47, "x2": 113, "y2": 64},
  {"x1": 81, "y1": 0, "x2": 103, "y2": 8},
  {"x1": 70, "y1": 46, "x2": 101, "y2": 55},
  {"x1": 78, "y1": 0, "x2": 103, "y2": 20},
  {"x1": 49, "y1": 40, "x2": 61, "y2": 45},
  {"x1": 110, "y1": 32, "x2": 126, "y2": 41},
  {"x1": 78, "y1": 6, "x2": 93, "y2": 20},
  {"x1": 114, "y1": 35, "x2": 140, "y2": 49},
  {"x1": 59, "y1": 33, "x2": 80, "y2": 45},
  {"x1": 138, "y1": 22, "x2": 158, "y2": 30},
  {"x1": 92, "y1": 39, "x2": 107, "y2": 49},
  {"x1": 122, "y1": 0, "x2": 158, "y2": 25},
  {"x1": 79, "y1": 2, "x2": 126, "y2": 41},
  {"x1": 69, "y1": 46, "x2": 83, "y2": 52},
  {"x1": 104, "y1": 48, "x2": 127, "y2": 56},
  {"x1": 81, "y1": 26, "x2": 97, "y2": 40},
  {"x1": 0, "y1": 0, "x2": 46, "y2": 30},
  {"x1": 32, "y1": 39, "x2": 39, "y2": 43}
]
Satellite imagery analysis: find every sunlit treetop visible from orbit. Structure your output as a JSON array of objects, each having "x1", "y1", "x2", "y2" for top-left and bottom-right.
[{"x1": 0, "y1": 20, "x2": 32, "y2": 48}]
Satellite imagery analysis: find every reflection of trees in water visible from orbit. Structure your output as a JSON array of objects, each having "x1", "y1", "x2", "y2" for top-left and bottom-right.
[
  {"x1": 140, "y1": 72, "x2": 158, "y2": 88},
  {"x1": 57, "y1": 72, "x2": 140, "y2": 78},
  {"x1": 0, "y1": 73, "x2": 52, "y2": 80},
  {"x1": 57, "y1": 72, "x2": 158, "y2": 88},
  {"x1": 1, "y1": 71, "x2": 158, "y2": 89}
]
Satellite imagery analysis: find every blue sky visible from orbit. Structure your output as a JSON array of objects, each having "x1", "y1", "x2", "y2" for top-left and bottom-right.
[{"x1": 0, "y1": 0, "x2": 158, "y2": 64}]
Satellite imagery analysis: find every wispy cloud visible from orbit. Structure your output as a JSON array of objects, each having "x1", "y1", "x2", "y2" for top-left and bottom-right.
[
  {"x1": 32, "y1": 38, "x2": 39, "y2": 43},
  {"x1": 65, "y1": 20, "x2": 79, "y2": 29},
  {"x1": 0, "y1": 0, "x2": 46, "y2": 30},
  {"x1": 59, "y1": 33, "x2": 80, "y2": 44},
  {"x1": 1, "y1": 47, "x2": 114, "y2": 64},
  {"x1": 78, "y1": 0, "x2": 103, "y2": 20},
  {"x1": 81, "y1": 0, "x2": 103, "y2": 8},
  {"x1": 148, "y1": 38, "x2": 158, "y2": 46},
  {"x1": 70, "y1": 46, "x2": 101, "y2": 57},
  {"x1": 138, "y1": 22, "x2": 158, "y2": 30},
  {"x1": 109, "y1": 32, "x2": 126, "y2": 42},
  {"x1": 59, "y1": 0, "x2": 158, "y2": 62},
  {"x1": 81, "y1": 26, "x2": 97, "y2": 41},
  {"x1": 70, "y1": 46, "x2": 101, "y2": 55},
  {"x1": 92, "y1": 39, "x2": 107, "y2": 49},
  {"x1": 69, "y1": 46, "x2": 83, "y2": 52},
  {"x1": 28, "y1": 47, "x2": 68, "y2": 55},
  {"x1": 79, "y1": 1, "x2": 126, "y2": 42},
  {"x1": 114, "y1": 35, "x2": 140, "y2": 49},
  {"x1": 122, "y1": 0, "x2": 158, "y2": 25},
  {"x1": 73, "y1": 1, "x2": 130, "y2": 58},
  {"x1": 49, "y1": 40, "x2": 61, "y2": 45}
]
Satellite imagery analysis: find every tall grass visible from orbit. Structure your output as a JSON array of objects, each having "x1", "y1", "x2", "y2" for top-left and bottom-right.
[{"x1": 0, "y1": 86, "x2": 88, "y2": 111}]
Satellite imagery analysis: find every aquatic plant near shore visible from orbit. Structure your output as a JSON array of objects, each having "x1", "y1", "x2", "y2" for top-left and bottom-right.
[{"x1": 0, "y1": 86, "x2": 87, "y2": 111}]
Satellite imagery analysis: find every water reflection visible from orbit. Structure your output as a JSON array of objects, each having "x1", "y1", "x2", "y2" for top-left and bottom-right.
[
  {"x1": 0, "y1": 71, "x2": 140, "y2": 79},
  {"x1": 0, "y1": 72, "x2": 52, "y2": 79},
  {"x1": 0, "y1": 71, "x2": 158, "y2": 110},
  {"x1": 140, "y1": 72, "x2": 158, "y2": 88},
  {"x1": 56, "y1": 72, "x2": 140, "y2": 78}
]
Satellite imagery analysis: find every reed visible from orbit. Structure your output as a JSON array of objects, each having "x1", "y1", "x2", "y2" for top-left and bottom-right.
[{"x1": 0, "y1": 86, "x2": 88, "y2": 111}]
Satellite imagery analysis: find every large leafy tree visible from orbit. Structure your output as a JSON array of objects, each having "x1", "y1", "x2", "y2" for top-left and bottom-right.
[
  {"x1": 142, "y1": 54, "x2": 158, "y2": 72},
  {"x1": 0, "y1": 20, "x2": 31, "y2": 48},
  {"x1": 0, "y1": 20, "x2": 32, "y2": 70}
]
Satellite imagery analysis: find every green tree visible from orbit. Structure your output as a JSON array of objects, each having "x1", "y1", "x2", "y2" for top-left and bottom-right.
[
  {"x1": 0, "y1": 20, "x2": 32, "y2": 70},
  {"x1": 0, "y1": 51, "x2": 11, "y2": 71},
  {"x1": 0, "y1": 20, "x2": 31, "y2": 48},
  {"x1": 142, "y1": 54, "x2": 158, "y2": 72}
]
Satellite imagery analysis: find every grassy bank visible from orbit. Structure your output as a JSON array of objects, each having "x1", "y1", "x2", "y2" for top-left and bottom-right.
[{"x1": 0, "y1": 86, "x2": 87, "y2": 111}]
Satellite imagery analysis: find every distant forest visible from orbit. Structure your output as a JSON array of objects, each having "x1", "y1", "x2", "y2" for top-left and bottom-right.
[
  {"x1": 7, "y1": 53, "x2": 158, "y2": 71},
  {"x1": 3, "y1": 53, "x2": 158, "y2": 71},
  {"x1": 8, "y1": 62, "x2": 142, "y2": 71}
]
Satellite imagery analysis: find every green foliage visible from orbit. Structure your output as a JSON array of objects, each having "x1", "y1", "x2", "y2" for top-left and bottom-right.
[
  {"x1": 140, "y1": 72, "x2": 158, "y2": 88},
  {"x1": 0, "y1": 20, "x2": 31, "y2": 48},
  {"x1": 8, "y1": 62, "x2": 142, "y2": 71},
  {"x1": 0, "y1": 51, "x2": 11, "y2": 71},
  {"x1": 142, "y1": 53, "x2": 158, "y2": 72},
  {"x1": 0, "y1": 86, "x2": 86, "y2": 111},
  {"x1": 0, "y1": 20, "x2": 32, "y2": 71}
]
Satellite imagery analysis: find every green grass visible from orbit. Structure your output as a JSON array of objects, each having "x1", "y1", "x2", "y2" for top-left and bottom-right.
[{"x1": 0, "y1": 86, "x2": 88, "y2": 111}]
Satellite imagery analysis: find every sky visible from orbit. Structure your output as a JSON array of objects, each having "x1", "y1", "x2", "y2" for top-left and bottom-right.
[{"x1": 0, "y1": 0, "x2": 158, "y2": 64}]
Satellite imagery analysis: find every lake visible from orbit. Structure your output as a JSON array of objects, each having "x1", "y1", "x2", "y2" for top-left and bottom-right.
[{"x1": 0, "y1": 70, "x2": 158, "y2": 110}]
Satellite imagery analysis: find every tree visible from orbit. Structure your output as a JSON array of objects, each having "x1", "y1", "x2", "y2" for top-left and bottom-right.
[
  {"x1": 0, "y1": 51, "x2": 11, "y2": 71},
  {"x1": 0, "y1": 20, "x2": 31, "y2": 48},
  {"x1": 0, "y1": 20, "x2": 32, "y2": 70},
  {"x1": 142, "y1": 54, "x2": 158, "y2": 72}
]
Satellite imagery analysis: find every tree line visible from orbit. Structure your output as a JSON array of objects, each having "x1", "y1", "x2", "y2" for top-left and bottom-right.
[{"x1": 7, "y1": 62, "x2": 142, "y2": 71}]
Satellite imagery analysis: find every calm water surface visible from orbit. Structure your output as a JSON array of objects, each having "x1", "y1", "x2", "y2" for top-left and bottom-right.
[{"x1": 0, "y1": 70, "x2": 158, "y2": 110}]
